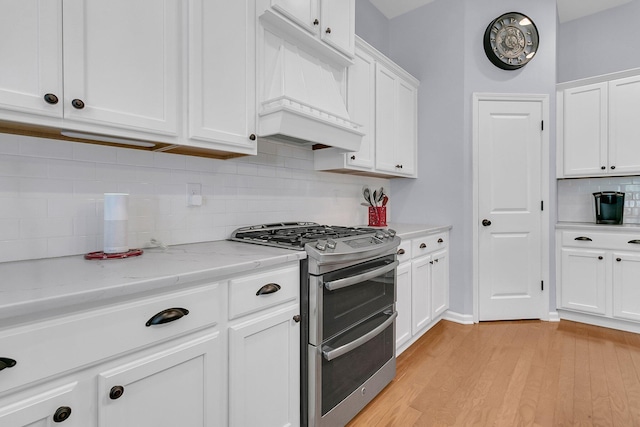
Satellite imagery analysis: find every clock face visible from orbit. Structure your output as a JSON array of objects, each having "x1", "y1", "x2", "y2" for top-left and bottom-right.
[{"x1": 483, "y1": 12, "x2": 539, "y2": 70}]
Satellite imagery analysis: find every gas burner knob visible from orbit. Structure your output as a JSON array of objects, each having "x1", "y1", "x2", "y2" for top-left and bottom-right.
[
  {"x1": 374, "y1": 232, "x2": 385, "y2": 240},
  {"x1": 388, "y1": 229, "x2": 396, "y2": 237},
  {"x1": 326, "y1": 239, "x2": 337, "y2": 250},
  {"x1": 382, "y1": 231, "x2": 390, "y2": 238},
  {"x1": 315, "y1": 240, "x2": 327, "y2": 251}
]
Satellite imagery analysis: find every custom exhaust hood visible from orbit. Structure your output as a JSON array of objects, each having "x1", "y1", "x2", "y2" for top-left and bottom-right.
[{"x1": 257, "y1": 10, "x2": 364, "y2": 152}]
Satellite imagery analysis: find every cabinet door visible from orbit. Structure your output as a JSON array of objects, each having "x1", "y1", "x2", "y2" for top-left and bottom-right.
[
  {"x1": 375, "y1": 63, "x2": 398, "y2": 174},
  {"x1": 345, "y1": 46, "x2": 375, "y2": 170},
  {"x1": 612, "y1": 252, "x2": 640, "y2": 321},
  {"x1": 395, "y1": 261, "x2": 412, "y2": 352},
  {"x1": 394, "y1": 77, "x2": 418, "y2": 176},
  {"x1": 431, "y1": 250, "x2": 449, "y2": 318},
  {"x1": 0, "y1": 382, "x2": 82, "y2": 427},
  {"x1": 97, "y1": 332, "x2": 223, "y2": 427},
  {"x1": 320, "y1": 0, "x2": 355, "y2": 57},
  {"x1": 188, "y1": 0, "x2": 256, "y2": 154},
  {"x1": 229, "y1": 305, "x2": 300, "y2": 427},
  {"x1": 62, "y1": 0, "x2": 181, "y2": 135},
  {"x1": 560, "y1": 248, "x2": 607, "y2": 315},
  {"x1": 271, "y1": 0, "x2": 318, "y2": 34},
  {"x1": 0, "y1": 0, "x2": 62, "y2": 119},
  {"x1": 561, "y1": 83, "x2": 608, "y2": 177},
  {"x1": 411, "y1": 255, "x2": 432, "y2": 335},
  {"x1": 609, "y1": 76, "x2": 640, "y2": 175}
]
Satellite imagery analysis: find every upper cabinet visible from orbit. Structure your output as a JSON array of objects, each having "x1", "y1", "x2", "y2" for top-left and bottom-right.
[
  {"x1": 0, "y1": 0, "x2": 257, "y2": 159},
  {"x1": 558, "y1": 72, "x2": 640, "y2": 178},
  {"x1": 314, "y1": 37, "x2": 419, "y2": 178},
  {"x1": 270, "y1": 0, "x2": 355, "y2": 58}
]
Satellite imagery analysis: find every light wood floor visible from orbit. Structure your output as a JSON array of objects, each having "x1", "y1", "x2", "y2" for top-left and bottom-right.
[{"x1": 347, "y1": 320, "x2": 640, "y2": 427}]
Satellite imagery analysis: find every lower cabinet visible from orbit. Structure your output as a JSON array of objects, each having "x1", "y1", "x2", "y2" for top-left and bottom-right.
[
  {"x1": 395, "y1": 230, "x2": 450, "y2": 355},
  {"x1": 557, "y1": 228, "x2": 640, "y2": 330}
]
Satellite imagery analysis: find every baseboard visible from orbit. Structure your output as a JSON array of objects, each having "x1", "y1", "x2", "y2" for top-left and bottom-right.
[
  {"x1": 558, "y1": 309, "x2": 640, "y2": 334},
  {"x1": 548, "y1": 311, "x2": 560, "y2": 322},
  {"x1": 442, "y1": 310, "x2": 474, "y2": 325}
]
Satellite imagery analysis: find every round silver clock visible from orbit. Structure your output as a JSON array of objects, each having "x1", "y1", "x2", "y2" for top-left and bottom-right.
[{"x1": 483, "y1": 12, "x2": 539, "y2": 70}]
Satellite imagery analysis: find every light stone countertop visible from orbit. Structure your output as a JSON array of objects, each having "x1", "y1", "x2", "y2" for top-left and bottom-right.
[
  {"x1": 556, "y1": 221, "x2": 640, "y2": 231},
  {"x1": 386, "y1": 223, "x2": 452, "y2": 240},
  {"x1": 0, "y1": 240, "x2": 306, "y2": 323}
]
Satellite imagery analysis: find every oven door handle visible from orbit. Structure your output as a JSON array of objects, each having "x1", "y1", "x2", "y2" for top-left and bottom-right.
[
  {"x1": 324, "y1": 261, "x2": 399, "y2": 291},
  {"x1": 322, "y1": 310, "x2": 397, "y2": 361}
]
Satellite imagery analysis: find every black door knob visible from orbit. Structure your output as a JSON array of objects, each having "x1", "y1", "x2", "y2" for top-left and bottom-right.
[
  {"x1": 482, "y1": 219, "x2": 492, "y2": 226},
  {"x1": 110, "y1": 385, "x2": 125, "y2": 400},
  {"x1": 293, "y1": 314, "x2": 301, "y2": 323},
  {"x1": 53, "y1": 406, "x2": 72, "y2": 423}
]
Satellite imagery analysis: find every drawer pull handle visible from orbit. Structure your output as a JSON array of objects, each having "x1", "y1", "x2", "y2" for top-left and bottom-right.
[
  {"x1": 53, "y1": 406, "x2": 72, "y2": 423},
  {"x1": 145, "y1": 307, "x2": 189, "y2": 327},
  {"x1": 438, "y1": 238, "x2": 444, "y2": 243},
  {"x1": 256, "y1": 283, "x2": 281, "y2": 296},
  {"x1": 617, "y1": 258, "x2": 622, "y2": 262},
  {"x1": 629, "y1": 240, "x2": 640, "y2": 244},
  {"x1": 574, "y1": 237, "x2": 592, "y2": 241},
  {"x1": 397, "y1": 248, "x2": 405, "y2": 255},
  {"x1": 109, "y1": 385, "x2": 125, "y2": 400},
  {"x1": 419, "y1": 243, "x2": 427, "y2": 249},
  {"x1": 0, "y1": 357, "x2": 17, "y2": 371}
]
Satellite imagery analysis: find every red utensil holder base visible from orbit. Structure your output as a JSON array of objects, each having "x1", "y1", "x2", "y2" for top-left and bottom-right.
[{"x1": 368, "y1": 207, "x2": 387, "y2": 227}]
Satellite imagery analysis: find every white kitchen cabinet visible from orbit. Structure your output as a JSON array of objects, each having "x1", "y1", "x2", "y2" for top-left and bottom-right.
[
  {"x1": 0, "y1": 0, "x2": 62, "y2": 120},
  {"x1": 98, "y1": 332, "x2": 223, "y2": 427},
  {"x1": 187, "y1": 0, "x2": 257, "y2": 156},
  {"x1": 270, "y1": 0, "x2": 354, "y2": 58},
  {"x1": 612, "y1": 252, "x2": 640, "y2": 322},
  {"x1": 557, "y1": 228, "x2": 640, "y2": 332},
  {"x1": 227, "y1": 264, "x2": 300, "y2": 427},
  {"x1": 558, "y1": 72, "x2": 640, "y2": 178},
  {"x1": 395, "y1": 231, "x2": 449, "y2": 355},
  {"x1": 314, "y1": 37, "x2": 419, "y2": 178},
  {"x1": 559, "y1": 248, "x2": 607, "y2": 315}
]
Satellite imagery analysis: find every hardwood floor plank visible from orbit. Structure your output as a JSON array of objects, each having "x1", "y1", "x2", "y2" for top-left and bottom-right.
[
  {"x1": 572, "y1": 322, "x2": 593, "y2": 424},
  {"x1": 553, "y1": 320, "x2": 576, "y2": 425},
  {"x1": 587, "y1": 324, "x2": 614, "y2": 427},
  {"x1": 533, "y1": 321, "x2": 564, "y2": 427},
  {"x1": 598, "y1": 328, "x2": 633, "y2": 426}
]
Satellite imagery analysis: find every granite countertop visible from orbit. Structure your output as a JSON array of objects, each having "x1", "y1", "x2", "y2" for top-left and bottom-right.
[
  {"x1": 556, "y1": 221, "x2": 640, "y2": 231},
  {"x1": 0, "y1": 240, "x2": 306, "y2": 323}
]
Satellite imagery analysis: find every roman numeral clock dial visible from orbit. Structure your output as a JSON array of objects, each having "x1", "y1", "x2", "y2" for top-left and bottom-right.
[{"x1": 483, "y1": 12, "x2": 539, "y2": 70}]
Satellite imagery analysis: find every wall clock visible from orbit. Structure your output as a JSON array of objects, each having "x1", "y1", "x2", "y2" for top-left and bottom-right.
[{"x1": 483, "y1": 12, "x2": 539, "y2": 70}]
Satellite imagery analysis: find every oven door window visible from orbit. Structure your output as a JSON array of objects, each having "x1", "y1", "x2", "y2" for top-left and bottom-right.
[
  {"x1": 321, "y1": 256, "x2": 395, "y2": 341},
  {"x1": 321, "y1": 309, "x2": 395, "y2": 416}
]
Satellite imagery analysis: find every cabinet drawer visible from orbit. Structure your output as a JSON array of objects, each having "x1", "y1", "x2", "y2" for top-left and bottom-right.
[
  {"x1": 396, "y1": 239, "x2": 412, "y2": 263},
  {"x1": 412, "y1": 232, "x2": 448, "y2": 257},
  {"x1": 561, "y1": 230, "x2": 640, "y2": 251},
  {"x1": 229, "y1": 264, "x2": 299, "y2": 319},
  {"x1": 0, "y1": 283, "x2": 222, "y2": 394}
]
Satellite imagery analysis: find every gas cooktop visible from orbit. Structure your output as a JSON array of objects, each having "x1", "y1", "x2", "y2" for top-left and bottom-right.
[{"x1": 229, "y1": 222, "x2": 387, "y2": 250}]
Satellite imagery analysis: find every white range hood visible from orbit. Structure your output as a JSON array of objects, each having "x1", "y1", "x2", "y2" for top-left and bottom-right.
[{"x1": 257, "y1": 10, "x2": 364, "y2": 151}]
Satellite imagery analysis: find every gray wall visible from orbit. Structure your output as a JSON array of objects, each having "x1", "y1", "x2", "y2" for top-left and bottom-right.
[
  {"x1": 356, "y1": 0, "x2": 557, "y2": 316},
  {"x1": 355, "y1": 0, "x2": 390, "y2": 56},
  {"x1": 557, "y1": 0, "x2": 640, "y2": 82}
]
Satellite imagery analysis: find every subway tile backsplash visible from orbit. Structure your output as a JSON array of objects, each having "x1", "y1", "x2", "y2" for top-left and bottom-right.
[
  {"x1": 557, "y1": 176, "x2": 640, "y2": 223},
  {"x1": 0, "y1": 134, "x2": 389, "y2": 263}
]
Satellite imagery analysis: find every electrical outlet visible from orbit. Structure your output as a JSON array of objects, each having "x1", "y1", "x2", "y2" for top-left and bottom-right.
[{"x1": 186, "y1": 183, "x2": 202, "y2": 206}]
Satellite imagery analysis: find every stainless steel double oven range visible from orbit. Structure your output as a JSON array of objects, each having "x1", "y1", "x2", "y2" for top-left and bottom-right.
[{"x1": 230, "y1": 222, "x2": 400, "y2": 427}]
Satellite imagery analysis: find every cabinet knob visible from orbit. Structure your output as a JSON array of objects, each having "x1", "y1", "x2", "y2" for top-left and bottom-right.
[
  {"x1": 397, "y1": 248, "x2": 405, "y2": 255},
  {"x1": 0, "y1": 357, "x2": 17, "y2": 371},
  {"x1": 109, "y1": 385, "x2": 125, "y2": 400},
  {"x1": 598, "y1": 256, "x2": 603, "y2": 260},
  {"x1": 601, "y1": 166, "x2": 606, "y2": 170},
  {"x1": 350, "y1": 155, "x2": 356, "y2": 160},
  {"x1": 293, "y1": 314, "x2": 301, "y2": 323},
  {"x1": 313, "y1": 18, "x2": 319, "y2": 25},
  {"x1": 44, "y1": 93, "x2": 59, "y2": 105},
  {"x1": 145, "y1": 307, "x2": 189, "y2": 327},
  {"x1": 616, "y1": 258, "x2": 622, "y2": 262},
  {"x1": 71, "y1": 99, "x2": 85, "y2": 109},
  {"x1": 325, "y1": 27, "x2": 331, "y2": 34},
  {"x1": 419, "y1": 243, "x2": 426, "y2": 249},
  {"x1": 249, "y1": 134, "x2": 256, "y2": 141},
  {"x1": 611, "y1": 166, "x2": 616, "y2": 170},
  {"x1": 53, "y1": 406, "x2": 72, "y2": 423},
  {"x1": 256, "y1": 283, "x2": 281, "y2": 296},
  {"x1": 430, "y1": 260, "x2": 434, "y2": 264},
  {"x1": 482, "y1": 219, "x2": 492, "y2": 227}
]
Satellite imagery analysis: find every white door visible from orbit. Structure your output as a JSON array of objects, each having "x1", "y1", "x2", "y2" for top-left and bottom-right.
[
  {"x1": 560, "y1": 248, "x2": 607, "y2": 315},
  {"x1": 612, "y1": 252, "x2": 640, "y2": 321},
  {"x1": 320, "y1": 0, "x2": 355, "y2": 57},
  {"x1": 477, "y1": 98, "x2": 544, "y2": 321},
  {"x1": 609, "y1": 75, "x2": 640, "y2": 174}
]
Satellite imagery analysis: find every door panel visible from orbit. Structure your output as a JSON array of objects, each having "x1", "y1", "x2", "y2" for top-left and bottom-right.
[{"x1": 478, "y1": 99, "x2": 543, "y2": 321}]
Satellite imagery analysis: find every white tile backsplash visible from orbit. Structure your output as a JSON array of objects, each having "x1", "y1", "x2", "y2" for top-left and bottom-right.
[
  {"x1": 0, "y1": 134, "x2": 389, "y2": 262},
  {"x1": 557, "y1": 177, "x2": 640, "y2": 224}
]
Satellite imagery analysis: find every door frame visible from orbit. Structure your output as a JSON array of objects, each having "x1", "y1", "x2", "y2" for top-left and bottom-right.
[{"x1": 472, "y1": 93, "x2": 551, "y2": 323}]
